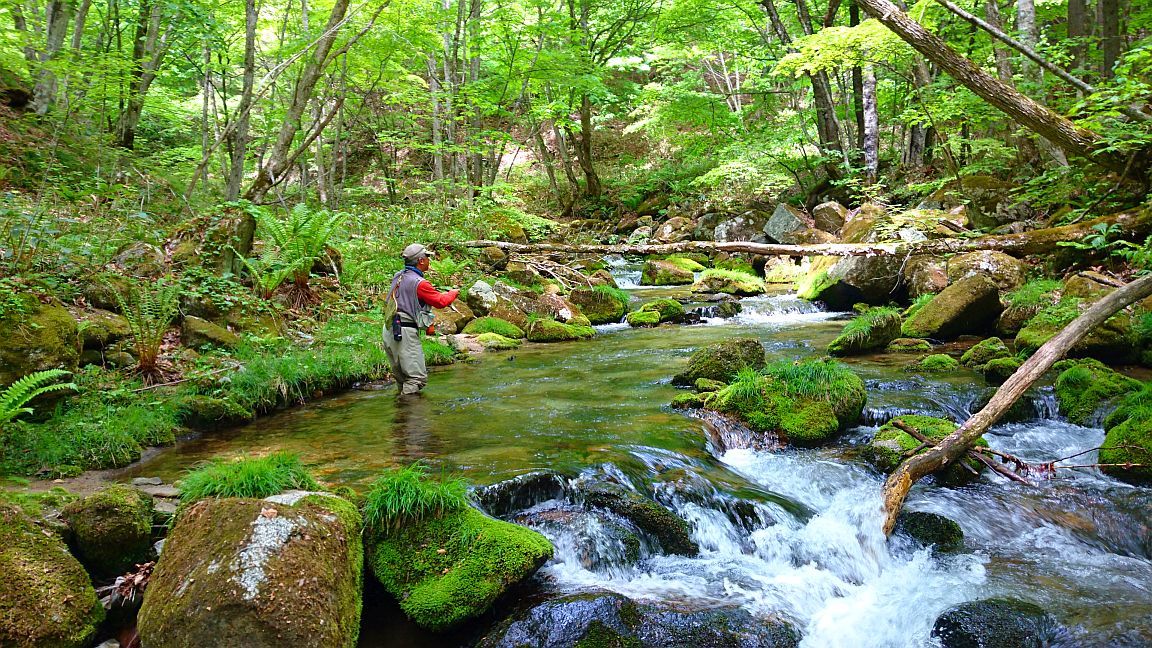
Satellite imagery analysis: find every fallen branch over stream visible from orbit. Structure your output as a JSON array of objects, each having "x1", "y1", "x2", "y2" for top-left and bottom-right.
[
  {"x1": 880, "y1": 272, "x2": 1152, "y2": 536},
  {"x1": 463, "y1": 207, "x2": 1151, "y2": 259}
]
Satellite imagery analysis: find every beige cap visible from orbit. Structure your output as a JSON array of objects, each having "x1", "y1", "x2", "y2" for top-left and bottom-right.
[{"x1": 402, "y1": 243, "x2": 434, "y2": 264}]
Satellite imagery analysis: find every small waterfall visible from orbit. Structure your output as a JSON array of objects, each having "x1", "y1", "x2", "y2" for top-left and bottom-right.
[{"x1": 605, "y1": 255, "x2": 642, "y2": 289}]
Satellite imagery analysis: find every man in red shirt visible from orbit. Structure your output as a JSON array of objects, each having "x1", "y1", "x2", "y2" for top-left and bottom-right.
[{"x1": 383, "y1": 244, "x2": 460, "y2": 395}]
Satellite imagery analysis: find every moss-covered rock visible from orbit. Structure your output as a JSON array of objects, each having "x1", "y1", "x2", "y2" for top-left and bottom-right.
[
  {"x1": 895, "y1": 511, "x2": 964, "y2": 552},
  {"x1": 980, "y1": 356, "x2": 1023, "y2": 385},
  {"x1": 0, "y1": 296, "x2": 80, "y2": 386},
  {"x1": 709, "y1": 358, "x2": 866, "y2": 446},
  {"x1": 463, "y1": 315, "x2": 526, "y2": 339},
  {"x1": 960, "y1": 337, "x2": 1012, "y2": 368},
  {"x1": 917, "y1": 353, "x2": 960, "y2": 373},
  {"x1": 1053, "y1": 359, "x2": 1141, "y2": 426},
  {"x1": 946, "y1": 250, "x2": 1028, "y2": 292},
  {"x1": 692, "y1": 268, "x2": 766, "y2": 296},
  {"x1": 181, "y1": 315, "x2": 241, "y2": 349},
  {"x1": 526, "y1": 318, "x2": 595, "y2": 342},
  {"x1": 637, "y1": 298, "x2": 685, "y2": 322},
  {"x1": 1015, "y1": 301, "x2": 1133, "y2": 363},
  {"x1": 476, "y1": 332, "x2": 522, "y2": 350},
  {"x1": 886, "y1": 338, "x2": 932, "y2": 353},
  {"x1": 0, "y1": 503, "x2": 104, "y2": 648},
  {"x1": 828, "y1": 308, "x2": 902, "y2": 356},
  {"x1": 641, "y1": 259, "x2": 694, "y2": 286},
  {"x1": 694, "y1": 378, "x2": 727, "y2": 392},
  {"x1": 61, "y1": 485, "x2": 154, "y2": 577},
  {"x1": 671, "y1": 338, "x2": 765, "y2": 386},
  {"x1": 569, "y1": 287, "x2": 629, "y2": 325},
  {"x1": 76, "y1": 308, "x2": 131, "y2": 350},
  {"x1": 138, "y1": 492, "x2": 363, "y2": 648},
  {"x1": 431, "y1": 301, "x2": 475, "y2": 334},
  {"x1": 626, "y1": 309, "x2": 662, "y2": 327},
  {"x1": 583, "y1": 484, "x2": 698, "y2": 556},
  {"x1": 368, "y1": 505, "x2": 552, "y2": 631},
  {"x1": 861, "y1": 415, "x2": 986, "y2": 486},
  {"x1": 1099, "y1": 388, "x2": 1152, "y2": 484},
  {"x1": 932, "y1": 598, "x2": 1060, "y2": 648},
  {"x1": 670, "y1": 392, "x2": 708, "y2": 409},
  {"x1": 178, "y1": 394, "x2": 254, "y2": 429},
  {"x1": 901, "y1": 274, "x2": 1002, "y2": 340}
]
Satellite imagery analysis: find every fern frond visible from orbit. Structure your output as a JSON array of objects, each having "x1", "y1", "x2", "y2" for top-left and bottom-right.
[{"x1": 0, "y1": 369, "x2": 76, "y2": 423}]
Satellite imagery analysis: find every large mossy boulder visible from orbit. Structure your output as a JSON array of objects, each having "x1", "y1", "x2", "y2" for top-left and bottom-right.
[
  {"x1": 0, "y1": 503, "x2": 104, "y2": 648},
  {"x1": 828, "y1": 308, "x2": 902, "y2": 356},
  {"x1": 641, "y1": 259, "x2": 695, "y2": 286},
  {"x1": 582, "y1": 483, "x2": 698, "y2": 556},
  {"x1": 672, "y1": 337, "x2": 765, "y2": 386},
  {"x1": 463, "y1": 315, "x2": 525, "y2": 339},
  {"x1": 626, "y1": 309, "x2": 662, "y2": 327},
  {"x1": 862, "y1": 415, "x2": 986, "y2": 486},
  {"x1": 1100, "y1": 385, "x2": 1152, "y2": 484},
  {"x1": 0, "y1": 296, "x2": 79, "y2": 386},
  {"x1": 1053, "y1": 359, "x2": 1141, "y2": 426},
  {"x1": 478, "y1": 591, "x2": 800, "y2": 648},
  {"x1": 76, "y1": 308, "x2": 130, "y2": 350},
  {"x1": 181, "y1": 315, "x2": 241, "y2": 350},
  {"x1": 901, "y1": 274, "x2": 1002, "y2": 340},
  {"x1": 946, "y1": 250, "x2": 1028, "y2": 292},
  {"x1": 903, "y1": 255, "x2": 949, "y2": 298},
  {"x1": 431, "y1": 300, "x2": 475, "y2": 334},
  {"x1": 569, "y1": 286, "x2": 629, "y2": 325},
  {"x1": 525, "y1": 317, "x2": 595, "y2": 342},
  {"x1": 1015, "y1": 299, "x2": 1133, "y2": 363},
  {"x1": 692, "y1": 269, "x2": 766, "y2": 296},
  {"x1": 630, "y1": 298, "x2": 686, "y2": 326},
  {"x1": 138, "y1": 492, "x2": 364, "y2": 648},
  {"x1": 762, "y1": 203, "x2": 809, "y2": 244},
  {"x1": 465, "y1": 280, "x2": 538, "y2": 329},
  {"x1": 932, "y1": 598, "x2": 1060, "y2": 648},
  {"x1": 61, "y1": 485, "x2": 154, "y2": 577},
  {"x1": 710, "y1": 358, "x2": 866, "y2": 446},
  {"x1": 368, "y1": 505, "x2": 553, "y2": 631}
]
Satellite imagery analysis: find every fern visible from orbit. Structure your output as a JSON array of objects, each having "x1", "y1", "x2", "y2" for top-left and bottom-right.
[
  {"x1": 1, "y1": 370, "x2": 76, "y2": 425},
  {"x1": 235, "y1": 248, "x2": 300, "y2": 299},
  {"x1": 259, "y1": 205, "x2": 346, "y2": 302},
  {"x1": 115, "y1": 279, "x2": 182, "y2": 382}
]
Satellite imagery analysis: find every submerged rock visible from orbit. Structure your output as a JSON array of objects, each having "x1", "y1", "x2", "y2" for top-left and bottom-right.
[
  {"x1": 932, "y1": 598, "x2": 1063, "y2": 648},
  {"x1": 1053, "y1": 359, "x2": 1141, "y2": 426},
  {"x1": 582, "y1": 483, "x2": 698, "y2": 556},
  {"x1": 138, "y1": 492, "x2": 363, "y2": 648},
  {"x1": 895, "y1": 511, "x2": 964, "y2": 552},
  {"x1": 0, "y1": 503, "x2": 104, "y2": 648},
  {"x1": 672, "y1": 338, "x2": 766, "y2": 386},
  {"x1": 862, "y1": 415, "x2": 986, "y2": 486},
  {"x1": 61, "y1": 484, "x2": 154, "y2": 577},
  {"x1": 368, "y1": 505, "x2": 552, "y2": 631},
  {"x1": 479, "y1": 591, "x2": 800, "y2": 648},
  {"x1": 473, "y1": 471, "x2": 569, "y2": 518},
  {"x1": 828, "y1": 308, "x2": 902, "y2": 356},
  {"x1": 902, "y1": 274, "x2": 1002, "y2": 340}
]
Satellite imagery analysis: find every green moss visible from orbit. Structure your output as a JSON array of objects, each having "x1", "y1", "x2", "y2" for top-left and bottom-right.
[
  {"x1": 862, "y1": 415, "x2": 986, "y2": 486},
  {"x1": 795, "y1": 257, "x2": 840, "y2": 300},
  {"x1": 569, "y1": 286, "x2": 629, "y2": 325},
  {"x1": 828, "y1": 308, "x2": 902, "y2": 356},
  {"x1": 177, "y1": 394, "x2": 253, "y2": 429},
  {"x1": 692, "y1": 268, "x2": 766, "y2": 296},
  {"x1": 368, "y1": 506, "x2": 553, "y2": 631},
  {"x1": 178, "y1": 452, "x2": 320, "y2": 504},
  {"x1": 0, "y1": 296, "x2": 80, "y2": 387},
  {"x1": 714, "y1": 257, "x2": 756, "y2": 274},
  {"x1": 61, "y1": 484, "x2": 154, "y2": 577},
  {"x1": 895, "y1": 511, "x2": 964, "y2": 551},
  {"x1": 1004, "y1": 279, "x2": 1062, "y2": 310},
  {"x1": 981, "y1": 356, "x2": 1023, "y2": 384},
  {"x1": 1099, "y1": 412, "x2": 1152, "y2": 484},
  {"x1": 672, "y1": 338, "x2": 765, "y2": 385},
  {"x1": 583, "y1": 484, "x2": 697, "y2": 555},
  {"x1": 903, "y1": 293, "x2": 934, "y2": 320},
  {"x1": 462, "y1": 316, "x2": 525, "y2": 339},
  {"x1": 476, "y1": 332, "x2": 521, "y2": 350},
  {"x1": 575, "y1": 621, "x2": 643, "y2": 648},
  {"x1": 638, "y1": 298, "x2": 685, "y2": 322},
  {"x1": 663, "y1": 256, "x2": 706, "y2": 272},
  {"x1": 918, "y1": 354, "x2": 960, "y2": 372},
  {"x1": 1053, "y1": 359, "x2": 1141, "y2": 425},
  {"x1": 422, "y1": 338, "x2": 458, "y2": 366},
  {"x1": 641, "y1": 259, "x2": 694, "y2": 286},
  {"x1": 526, "y1": 317, "x2": 595, "y2": 342},
  {"x1": 626, "y1": 310, "x2": 661, "y2": 327},
  {"x1": 670, "y1": 392, "x2": 708, "y2": 409},
  {"x1": 960, "y1": 337, "x2": 1011, "y2": 368},
  {"x1": 0, "y1": 503, "x2": 104, "y2": 648},
  {"x1": 694, "y1": 378, "x2": 727, "y2": 392},
  {"x1": 886, "y1": 338, "x2": 932, "y2": 353}
]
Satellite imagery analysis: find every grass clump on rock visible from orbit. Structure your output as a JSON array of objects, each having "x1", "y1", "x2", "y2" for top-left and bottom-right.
[
  {"x1": 462, "y1": 316, "x2": 525, "y2": 339},
  {"x1": 862, "y1": 415, "x2": 986, "y2": 486},
  {"x1": 422, "y1": 338, "x2": 459, "y2": 366},
  {"x1": 1053, "y1": 359, "x2": 1142, "y2": 426},
  {"x1": 179, "y1": 452, "x2": 319, "y2": 503},
  {"x1": 828, "y1": 307, "x2": 902, "y2": 356},
  {"x1": 362, "y1": 463, "x2": 468, "y2": 532}
]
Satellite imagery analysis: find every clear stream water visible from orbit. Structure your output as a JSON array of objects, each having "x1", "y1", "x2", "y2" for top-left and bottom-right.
[{"x1": 119, "y1": 265, "x2": 1152, "y2": 647}]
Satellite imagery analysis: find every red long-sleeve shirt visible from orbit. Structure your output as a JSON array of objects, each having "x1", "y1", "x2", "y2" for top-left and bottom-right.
[{"x1": 417, "y1": 281, "x2": 459, "y2": 309}]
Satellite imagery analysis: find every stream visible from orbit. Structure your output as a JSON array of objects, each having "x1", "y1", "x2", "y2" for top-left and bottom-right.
[{"x1": 119, "y1": 261, "x2": 1152, "y2": 647}]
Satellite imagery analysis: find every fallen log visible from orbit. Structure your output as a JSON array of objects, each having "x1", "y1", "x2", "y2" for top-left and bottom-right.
[
  {"x1": 880, "y1": 272, "x2": 1152, "y2": 536},
  {"x1": 463, "y1": 207, "x2": 1151, "y2": 259}
]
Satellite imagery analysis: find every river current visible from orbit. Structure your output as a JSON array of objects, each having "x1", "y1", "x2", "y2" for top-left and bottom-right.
[{"x1": 121, "y1": 262, "x2": 1152, "y2": 647}]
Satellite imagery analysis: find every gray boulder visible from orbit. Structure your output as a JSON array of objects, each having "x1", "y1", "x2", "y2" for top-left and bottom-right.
[
  {"x1": 902, "y1": 274, "x2": 1002, "y2": 340},
  {"x1": 946, "y1": 250, "x2": 1028, "y2": 293},
  {"x1": 812, "y1": 201, "x2": 848, "y2": 234},
  {"x1": 763, "y1": 204, "x2": 809, "y2": 244}
]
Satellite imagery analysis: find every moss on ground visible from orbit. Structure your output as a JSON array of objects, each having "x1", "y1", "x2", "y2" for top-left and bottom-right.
[
  {"x1": 462, "y1": 316, "x2": 525, "y2": 339},
  {"x1": 368, "y1": 506, "x2": 553, "y2": 631},
  {"x1": 0, "y1": 503, "x2": 104, "y2": 648},
  {"x1": 886, "y1": 338, "x2": 932, "y2": 353},
  {"x1": 422, "y1": 338, "x2": 459, "y2": 366},
  {"x1": 1053, "y1": 359, "x2": 1141, "y2": 426},
  {"x1": 862, "y1": 415, "x2": 986, "y2": 486}
]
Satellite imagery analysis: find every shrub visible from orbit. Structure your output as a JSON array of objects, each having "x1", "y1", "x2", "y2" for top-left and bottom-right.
[
  {"x1": 178, "y1": 452, "x2": 319, "y2": 503},
  {"x1": 362, "y1": 463, "x2": 468, "y2": 532}
]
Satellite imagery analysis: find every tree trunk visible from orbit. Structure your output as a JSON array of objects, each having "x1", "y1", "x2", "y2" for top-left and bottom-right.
[
  {"x1": 576, "y1": 93, "x2": 602, "y2": 197},
  {"x1": 983, "y1": 0, "x2": 1013, "y2": 82},
  {"x1": 1068, "y1": 0, "x2": 1088, "y2": 73},
  {"x1": 854, "y1": 0, "x2": 1137, "y2": 174},
  {"x1": 862, "y1": 65, "x2": 879, "y2": 182},
  {"x1": 113, "y1": 0, "x2": 173, "y2": 149},
  {"x1": 244, "y1": 0, "x2": 351, "y2": 201},
  {"x1": 850, "y1": 1, "x2": 865, "y2": 152},
  {"x1": 226, "y1": 0, "x2": 258, "y2": 201},
  {"x1": 881, "y1": 273, "x2": 1152, "y2": 535},
  {"x1": 905, "y1": 60, "x2": 931, "y2": 168},
  {"x1": 31, "y1": 0, "x2": 72, "y2": 115},
  {"x1": 1100, "y1": 0, "x2": 1119, "y2": 78}
]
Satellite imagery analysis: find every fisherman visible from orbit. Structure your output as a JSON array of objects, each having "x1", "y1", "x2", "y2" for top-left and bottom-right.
[{"x1": 382, "y1": 244, "x2": 459, "y2": 395}]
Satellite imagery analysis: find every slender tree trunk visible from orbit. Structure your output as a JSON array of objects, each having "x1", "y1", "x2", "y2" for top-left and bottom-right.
[
  {"x1": 576, "y1": 94, "x2": 602, "y2": 197},
  {"x1": 862, "y1": 65, "x2": 879, "y2": 182},
  {"x1": 226, "y1": 0, "x2": 258, "y2": 201},
  {"x1": 984, "y1": 0, "x2": 1013, "y2": 81},
  {"x1": 427, "y1": 55, "x2": 445, "y2": 183},
  {"x1": 31, "y1": 0, "x2": 72, "y2": 115},
  {"x1": 854, "y1": 0, "x2": 1137, "y2": 174},
  {"x1": 1068, "y1": 0, "x2": 1088, "y2": 73},
  {"x1": 850, "y1": 1, "x2": 865, "y2": 152},
  {"x1": 1100, "y1": 0, "x2": 1119, "y2": 78},
  {"x1": 113, "y1": 0, "x2": 173, "y2": 149}
]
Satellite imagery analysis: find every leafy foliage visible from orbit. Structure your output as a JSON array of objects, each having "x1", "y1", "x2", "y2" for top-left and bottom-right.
[
  {"x1": 179, "y1": 452, "x2": 320, "y2": 503},
  {"x1": 362, "y1": 463, "x2": 469, "y2": 532},
  {"x1": 0, "y1": 369, "x2": 76, "y2": 425},
  {"x1": 115, "y1": 278, "x2": 182, "y2": 382}
]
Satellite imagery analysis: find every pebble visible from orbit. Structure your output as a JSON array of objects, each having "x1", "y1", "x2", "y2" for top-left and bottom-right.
[{"x1": 132, "y1": 477, "x2": 164, "y2": 486}]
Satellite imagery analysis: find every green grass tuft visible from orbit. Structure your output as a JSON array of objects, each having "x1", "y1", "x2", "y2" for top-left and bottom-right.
[
  {"x1": 1004, "y1": 279, "x2": 1062, "y2": 309},
  {"x1": 762, "y1": 358, "x2": 860, "y2": 402},
  {"x1": 830, "y1": 307, "x2": 901, "y2": 352},
  {"x1": 422, "y1": 339, "x2": 458, "y2": 366},
  {"x1": 725, "y1": 366, "x2": 766, "y2": 410},
  {"x1": 178, "y1": 452, "x2": 320, "y2": 503},
  {"x1": 591, "y1": 283, "x2": 630, "y2": 307},
  {"x1": 362, "y1": 463, "x2": 469, "y2": 532},
  {"x1": 462, "y1": 316, "x2": 525, "y2": 339}
]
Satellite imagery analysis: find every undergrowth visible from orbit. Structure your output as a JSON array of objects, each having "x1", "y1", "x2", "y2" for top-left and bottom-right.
[{"x1": 362, "y1": 463, "x2": 469, "y2": 532}]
